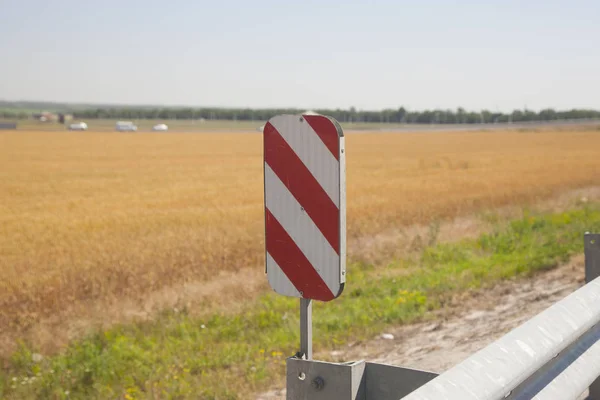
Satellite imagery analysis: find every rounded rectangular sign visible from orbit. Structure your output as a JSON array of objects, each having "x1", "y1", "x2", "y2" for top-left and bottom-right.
[{"x1": 264, "y1": 114, "x2": 346, "y2": 301}]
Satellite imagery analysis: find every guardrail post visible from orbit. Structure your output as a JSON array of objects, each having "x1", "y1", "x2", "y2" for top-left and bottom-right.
[{"x1": 585, "y1": 233, "x2": 600, "y2": 400}]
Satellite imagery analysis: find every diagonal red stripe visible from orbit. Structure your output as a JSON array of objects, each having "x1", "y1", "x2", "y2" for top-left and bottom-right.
[
  {"x1": 303, "y1": 115, "x2": 341, "y2": 160},
  {"x1": 266, "y1": 209, "x2": 334, "y2": 301},
  {"x1": 264, "y1": 122, "x2": 340, "y2": 254}
]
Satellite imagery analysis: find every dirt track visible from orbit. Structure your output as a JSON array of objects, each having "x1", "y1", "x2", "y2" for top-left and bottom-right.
[{"x1": 258, "y1": 255, "x2": 586, "y2": 399}]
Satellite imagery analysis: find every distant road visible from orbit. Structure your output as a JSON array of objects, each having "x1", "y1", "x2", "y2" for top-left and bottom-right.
[
  {"x1": 345, "y1": 118, "x2": 600, "y2": 133},
  {"x1": 5, "y1": 118, "x2": 600, "y2": 134}
]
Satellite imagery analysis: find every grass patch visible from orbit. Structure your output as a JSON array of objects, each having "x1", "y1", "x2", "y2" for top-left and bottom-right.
[{"x1": 2, "y1": 205, "x2": 600, "y2": 399}]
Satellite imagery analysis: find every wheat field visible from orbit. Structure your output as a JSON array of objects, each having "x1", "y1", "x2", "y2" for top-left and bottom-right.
[{"x1": 2, "y1": 128, "x2": 600, "y2": 353}]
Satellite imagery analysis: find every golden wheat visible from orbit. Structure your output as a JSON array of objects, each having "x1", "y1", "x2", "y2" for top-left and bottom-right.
[{"x1": 2, "y1": 128, "x2": 600, "y2": 345}]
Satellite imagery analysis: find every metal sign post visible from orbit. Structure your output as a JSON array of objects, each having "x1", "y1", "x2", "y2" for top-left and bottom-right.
[
  {"x1": 263, "y1": 113, "x2": 345, "y2": 363},
  {"x1": 299, "y1": 298, "x2": 312, "y2": 360}
]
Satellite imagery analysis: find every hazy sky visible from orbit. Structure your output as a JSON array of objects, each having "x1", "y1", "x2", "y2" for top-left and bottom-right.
[{"x1": 1, "y1": 0, "x2": 598, "y2": 111}]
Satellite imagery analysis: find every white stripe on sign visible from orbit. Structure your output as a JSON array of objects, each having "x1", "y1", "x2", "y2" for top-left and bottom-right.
[
  {"x1": 265, "y1": 164, "x2": 340, "y2": 296},
  {"x1": 269, "y1": 115, "x2": 340, "y2": 206},
  {"x1": 266, "y1": 253, "x2": 301, "y2": 298}
]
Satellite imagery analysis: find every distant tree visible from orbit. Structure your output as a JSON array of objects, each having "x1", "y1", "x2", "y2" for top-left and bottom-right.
[{"x1": 18, "y1": 102, "x2": 600, "y2": 125}]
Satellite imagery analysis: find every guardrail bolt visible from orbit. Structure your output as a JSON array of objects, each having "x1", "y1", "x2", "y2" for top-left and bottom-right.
[{"x1": 311, "y1": 376, "x2": 325, "y2": 391}]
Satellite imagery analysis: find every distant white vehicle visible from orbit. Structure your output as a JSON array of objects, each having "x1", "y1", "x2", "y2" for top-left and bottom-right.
[
  {"x1": 68, "y1": 122, "x2": 88, "y2": 131},
  {"x1": 152, "y1": 123, "x2": 168, "y2": 132},
  {"x1": 115, "y1": 121, "x2": 137, "y2": 132}
]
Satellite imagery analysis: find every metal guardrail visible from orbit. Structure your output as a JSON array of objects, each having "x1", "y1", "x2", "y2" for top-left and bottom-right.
[
  {"x1": 402, "y1": 281, "x2": 600, "y2": 399},
  {"x1": 285, "y1": 233, "x2": 600, "y2": 400}
]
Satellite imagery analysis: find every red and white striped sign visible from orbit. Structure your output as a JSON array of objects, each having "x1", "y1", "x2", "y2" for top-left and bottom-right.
[{"x1": 264, "y1": 114, "x2": 346, "y2": 302}]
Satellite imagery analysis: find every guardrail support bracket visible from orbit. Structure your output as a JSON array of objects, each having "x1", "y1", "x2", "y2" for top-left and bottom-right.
[{"x1": 286, "y1": 357, "x2": 437, "y2": 400}]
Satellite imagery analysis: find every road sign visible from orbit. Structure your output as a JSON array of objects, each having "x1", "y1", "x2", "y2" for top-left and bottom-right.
[{"x1": 264, "y1": 114, "x2": 346, "y2": 302}]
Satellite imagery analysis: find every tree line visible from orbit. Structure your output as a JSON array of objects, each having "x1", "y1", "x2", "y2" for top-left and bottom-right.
[{"x1": 2, "y1": 104, "x2": 600, "y2": 124}]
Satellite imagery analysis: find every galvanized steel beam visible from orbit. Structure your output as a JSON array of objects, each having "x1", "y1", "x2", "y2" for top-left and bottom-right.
[
  {"x1": 585, "y1": 233, "x2": 600, "y2": 400},
  {"x1": 401, "y1": 275, "x2": 600, "y2": 400},
  {"x1": 512, "y1": 322, "x2": 600, "y2": 399}
]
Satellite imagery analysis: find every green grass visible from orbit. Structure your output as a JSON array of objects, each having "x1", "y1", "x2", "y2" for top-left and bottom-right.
[{"x1": 2, "y1": 205, "x2": 600, "y2": 399}]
